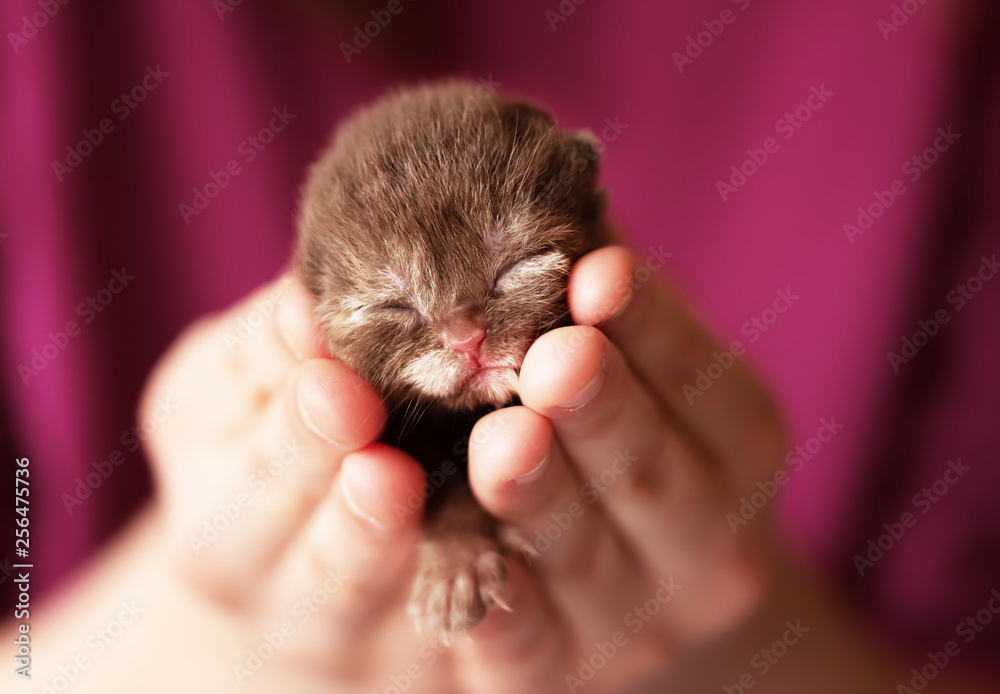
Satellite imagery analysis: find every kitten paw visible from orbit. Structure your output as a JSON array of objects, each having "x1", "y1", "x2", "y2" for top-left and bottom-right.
[
  {"x1": 407, "y1": 534, "x2": 509, "y2": 641},
  {"x1": 499, "y1": 525, "x2": 541, "y2": 562}
]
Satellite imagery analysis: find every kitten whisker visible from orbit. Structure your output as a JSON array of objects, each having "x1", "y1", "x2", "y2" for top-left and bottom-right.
[
  {"x1": 538, "y1": 306, "x2": 573, "y2": 335},
  {"x1": 363, "y1": 388, "x2": 396, "y2": 429},
  {"x1": 296, "y1": 81, "x2": 607, "y2": 640},
  {"x1": 401, "y1": 398, "x2": 421, "y2": 439},
  {"x1": 396, "y1": 393, "x2": 433, "y2": 442},
  {"x1": 405, "y1": 400, "x2": 433, "y2": 440}
]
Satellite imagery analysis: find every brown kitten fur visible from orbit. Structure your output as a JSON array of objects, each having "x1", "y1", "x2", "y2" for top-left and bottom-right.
[{"x1": 296, "y1": 81, "x2": 607, "y2": 637}]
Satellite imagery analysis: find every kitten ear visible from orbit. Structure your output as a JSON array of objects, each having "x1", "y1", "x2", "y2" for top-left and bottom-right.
[
  {"x1": 566, "y1": 129, "x2": 608, "y2": 216},
  {"x1": 567, "y1": 129, "x2": 601, "y2": 167}
]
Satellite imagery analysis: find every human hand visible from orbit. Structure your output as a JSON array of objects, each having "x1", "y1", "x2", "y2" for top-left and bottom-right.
[
  {"x1": 122, "y1": 276, "x2": 462, "y2": 693},
  {"x1": 453, "y1": 245, "x2": 787, "y2": 692},
  {"x1": 27, "y1": 243, "x2": 784, "y2": 694},
  {"x1": 140, "y1": 266, "x2": 738, "y2": 694}
]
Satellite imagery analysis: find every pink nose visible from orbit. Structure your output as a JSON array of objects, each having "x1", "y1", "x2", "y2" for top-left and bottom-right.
[{"x1": 443, "y1": 315, "x2": 487, "y2": 365}]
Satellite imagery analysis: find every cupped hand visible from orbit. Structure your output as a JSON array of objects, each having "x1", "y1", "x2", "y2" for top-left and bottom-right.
[
  {"x1": 104, "y1": 241, "x2": 785, "y2": 694},
  {"x1": 457, "y1": 245, "x2": 788, "y2": 693},
  {"x1": 135, "y1": 277, "x2": 451, "y2": 693}
]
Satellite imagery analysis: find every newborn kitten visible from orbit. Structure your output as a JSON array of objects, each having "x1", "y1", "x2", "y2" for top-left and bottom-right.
[{"x1": 296, "y1": 81, "x2": 607, "y2": 638}]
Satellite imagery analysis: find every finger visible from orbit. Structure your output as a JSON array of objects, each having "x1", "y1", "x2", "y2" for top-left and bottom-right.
[
  {"x1": 172, "y1": 357, "x2": 386, "y2": 602},
  {"x1": 452, "y1": 561, "x2": 572, "y2": 694},
  {"x1": 567, "y1": 244, "x2": 637, "y2": 327},
  {"x1": 275, "y1": 275, "x2": 330, "y2": 360},
  {"x1": 278, "y1": 445, "x2": 425, "y2": 632},
  {"x1": 141, "y1": 277, "x2": 300, "y2": 476},
  {"x1": 519, "y1": 326, "x2": 767, "y2": 639},
  {"x1": 568, "y1": 245, "x2": 786, "y2": 484},
  {"x1": 214, "y1": 273, "x2": 303, "y2": 393},
  {"x1": 468, "y1": 407, "x2": 649, "y2": 641}
]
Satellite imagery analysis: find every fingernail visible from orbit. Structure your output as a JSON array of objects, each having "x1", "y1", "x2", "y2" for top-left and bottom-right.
[
  {"x1": 277, "y1": 313, "x2": 304, "y2": 360},
  {"x1": 607, "y1": 285, "x2": 633, "y2": 321},
  {"x1": 339, "y1": 474, "x2": 388, "y2": 530},
  {"x1": 273, "y1": 274, "x2": 302, "y2": 358},
  {"x1": 297, "y1": 390, "x2": 348, "y2": 448},
  {"x1": 559, "y1": 358, "x2": 605, "y2": 410},
  {"x1": 513, "y1": 452, "x2": 548, "y2": 485}
]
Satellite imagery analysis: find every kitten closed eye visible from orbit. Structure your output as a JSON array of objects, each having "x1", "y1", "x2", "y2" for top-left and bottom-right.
[
  {"x1": 493, "y1": 250, "x2": 571, "y2": 295},
  {"x1": 372, "y1": 302, "x2": 425, "y2": 319},
  {"x1": 295, "y1": 81, "x2": 607, "y2": 640},
  {"x1": 376, "y1": 302, "x2": 419, "y2": 312}
]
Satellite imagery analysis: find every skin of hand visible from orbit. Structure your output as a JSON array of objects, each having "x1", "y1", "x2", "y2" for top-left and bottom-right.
[
  {"x1": 14, "y1": 244, "x2": 980, "y2": 693},
  {"x1": 454, "y1": 244, "x2": 785, "y2": 691}
]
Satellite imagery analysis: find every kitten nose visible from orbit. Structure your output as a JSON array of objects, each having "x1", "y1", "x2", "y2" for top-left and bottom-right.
[{"x1": 442, "y1": 313, "x2": 487, "y2": 365}]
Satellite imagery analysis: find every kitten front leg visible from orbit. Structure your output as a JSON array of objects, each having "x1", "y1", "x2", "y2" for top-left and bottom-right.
[{"x1": 406, "y1": 479, "x2": 510, "y2": 641}]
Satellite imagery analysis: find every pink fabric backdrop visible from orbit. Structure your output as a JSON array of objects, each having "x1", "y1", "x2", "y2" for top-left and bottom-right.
[{"x1": 1, "y1": 0, "x2": 997, "y2": 667}]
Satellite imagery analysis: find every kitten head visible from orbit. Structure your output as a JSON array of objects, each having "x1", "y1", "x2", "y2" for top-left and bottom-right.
[{"x1": 296, "y1": 81, "x2": 606, "y2": 410}]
